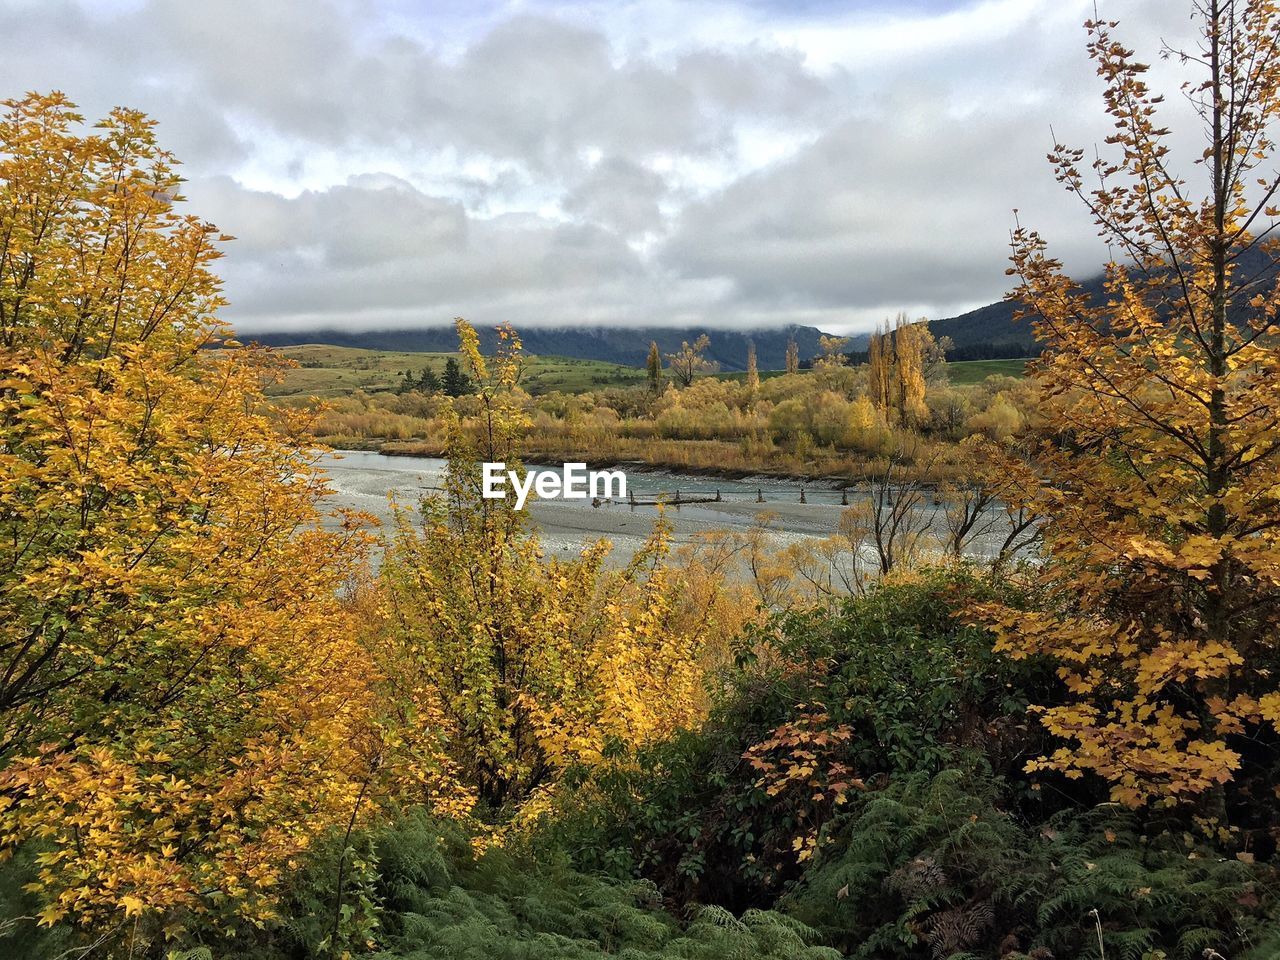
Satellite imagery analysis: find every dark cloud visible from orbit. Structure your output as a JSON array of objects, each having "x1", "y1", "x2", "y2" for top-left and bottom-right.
[{"x1": 0, "y1": 0, "x2": 1209, "y2": 333}]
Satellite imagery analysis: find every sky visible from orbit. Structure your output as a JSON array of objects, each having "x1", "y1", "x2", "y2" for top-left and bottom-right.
[{"x1": 0, "y1": 0, "x2": 1207, "y2": 335}]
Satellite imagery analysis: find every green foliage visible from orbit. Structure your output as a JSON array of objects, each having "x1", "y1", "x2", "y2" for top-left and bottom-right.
[
  {"x1": 442, "y1": 357, "x2": 473, "y2": 397},
  {"x1": 543, "y1": 569, "x2": 1054, "y2": 909},
  {"x1": 785, "y1": 769, "x2": 1279, "y2": 960},
  {"x1": 538, "y1": 570, "x2": 1280, "y2": 958},
  {"x1": 243, "y1": 812, "x2": 839, "y2": 960},
  {"x1": 750, "y1": 569, "x2": 1055, "y2": 780},
  {"x1": 0, "y1": 845, "x2": 78, "y2": 959},
  {"x1": 375, "y1": 818, "x2": 837, "y2": 959}
]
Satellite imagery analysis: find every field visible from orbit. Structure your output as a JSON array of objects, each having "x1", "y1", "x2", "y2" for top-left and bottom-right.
[
  {"x1": 266, "y1": 344, "x2": 646, "y2": 398},
  {"x1": 945, "y1": 358, "x2": 1028, "y2": 384},
  {"x1": 269, "y1": 345, "x2": 1029, "y2": 400}
]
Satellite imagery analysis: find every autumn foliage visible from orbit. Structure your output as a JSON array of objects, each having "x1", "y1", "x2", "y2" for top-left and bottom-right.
[
  {"x1": 978, "y1": 1, "x2": 1280, "y2": 810},
  {"x1": 0, "y1": 92, "x2": 418, "y2": 941},
  {"x1": 9, "y1": 3, "x2": 1280, "y2": 955},
  {"x1": 373, "y1": 320, "x2": 713, "y2": 812}
]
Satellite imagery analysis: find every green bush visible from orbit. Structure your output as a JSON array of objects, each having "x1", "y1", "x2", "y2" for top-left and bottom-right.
[
  {"x1": 785, "y1": 769, "x2": 1279, "y2": 960},
  {"x1": 543, "y1": 569, "x2": 1056, "y2": 908},
  {"x1": 749, "y1": 568, "x2": 1055, "y2": 781},
  {"x1": 365, "y1": 812, "x2": 839, "y2": 959},
  {"x1": 164, "y1": 811, "x2": 838, "y2": 960}
]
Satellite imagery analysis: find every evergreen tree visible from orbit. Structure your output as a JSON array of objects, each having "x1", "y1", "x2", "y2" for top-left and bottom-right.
[
  {"x1": 418, "y1": 367, "x2": 442, "y2": 393},
  {"x1": 442, "y1": 357, "x2": 471, "y2": 397}
]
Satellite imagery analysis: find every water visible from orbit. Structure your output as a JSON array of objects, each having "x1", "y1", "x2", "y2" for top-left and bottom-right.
[
  {"x1": 316, "y1": 449, "x2": 1026, "y2": 564},
  {"x1": 316, "y1": 449, "x2": 850, "y2": 505}
]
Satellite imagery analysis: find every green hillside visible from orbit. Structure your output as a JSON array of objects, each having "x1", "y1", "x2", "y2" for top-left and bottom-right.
[
  {"x1": 267, "y1": 344, "x2": 645, "y2": 398},
  {"x1": 945, "y1": 358, "x2": 1028, "y2": 384}
]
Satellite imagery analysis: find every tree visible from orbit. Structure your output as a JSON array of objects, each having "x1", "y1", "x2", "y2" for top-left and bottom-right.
[
  {"x1": 745, "y1": 340, "x2": 760, "y2": 395},
  {"x1": 665, "y1": 334, "x2": 717, "y2": 387},
  {"x1": 0, "y1": 93, "x2": 428, "y2": 943},
  {"x1": 976, "y1": 2, "x2": 1280, "y2": 811},
  {"x1": 375, "y1": 320, "x2": 712, "y2": 810},
  {"x1": 814, "y1": 334, "x2": 850, "y2": 368},
  {"x1": 785, "y1": 336, "x2": 800, "y2": 374},
  {"x1": 647, "y1": 339, "x2": 664, "y2": 394},
  {"x1": 442, "y1": 356, "x2": 472, "y2": 396},
  {"x1": 418, "y1": 366, "x2": 442, "y2": 393},
  {"x1": 867, "y1": 322, "x2": 894, "y2": 412},
  {"x1": 866, "y1": 315, "x2": 930, "y2": 426},
  {"x1": 893, "y1": 317, "x2": 928, "y2": 426}
]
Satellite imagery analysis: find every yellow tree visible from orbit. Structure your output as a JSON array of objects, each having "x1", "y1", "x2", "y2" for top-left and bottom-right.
[
  {"x1": 0, "y1": 93, "x2": 438, "y2": 945},
  {"x1": 785, "y1": 336, "x2": 800, "y2": 374},
  {"x1": 814, "y1": 334, "x2": 850, "y2": 368},
  {"x1": 646, "y1": 339, "x2": 664, "y2": 394},
  {"x1": 893, "y1": 316, "x2": 929, "y2": 426},
  {"x1": 665, "y1": 334, "x2": 716, "y2": 387},
  {"x1": 374, "y1": 320, "x2": 712, "y2": 812},
  {"x1": 867, "y1": 322, "x2": 895, "y2": 412},
  {"x1": 745, "y1": 339, "x2": 761, "y2": 395},
  {"x1": 977, "y1": 2, "x2": 1280, "y2": 811}
]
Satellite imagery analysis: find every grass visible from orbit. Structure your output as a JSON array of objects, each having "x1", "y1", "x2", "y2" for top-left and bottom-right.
[
  {"x1": 945, "y1": 358, "x2": 1029, "y2": 384},
  {"x1": 265, "y1": 346, "x2": 1029, "y2": 400},
  {"x1": 266, "y1": 345, "x2": 645, "y2": 398}
]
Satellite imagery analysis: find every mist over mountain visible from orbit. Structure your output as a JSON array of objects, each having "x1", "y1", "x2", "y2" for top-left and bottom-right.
[
  {"x1": 249, "y1": 248, "x2": 1280, "y2": 369},
  {"x1": 248, "y1": 324, "x2": 828, "y2": 372}
]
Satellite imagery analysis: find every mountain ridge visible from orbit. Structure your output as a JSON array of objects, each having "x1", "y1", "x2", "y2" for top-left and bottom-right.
[
  {"x1": 245, "y1": 323, "x2": 828, "y2": 372},
  {"x1": 246, "y1": 253, "x2": 1275, "y2": 368}
]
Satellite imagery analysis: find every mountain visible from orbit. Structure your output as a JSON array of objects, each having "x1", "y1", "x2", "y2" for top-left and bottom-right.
[
  {"x1": 917, "y1": 246, "x2": 1278, "y2": 360},
  {"x1": 244, "y1": 324, "x2": 828, "y2": 372}
]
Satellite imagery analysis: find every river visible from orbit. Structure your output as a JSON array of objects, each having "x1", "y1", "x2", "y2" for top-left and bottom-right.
[{"x1": 318, "y1": 450, "x2": 1024, "y2": 565}]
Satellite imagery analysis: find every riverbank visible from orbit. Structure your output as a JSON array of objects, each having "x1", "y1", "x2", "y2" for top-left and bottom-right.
[{"x1": 322, "y1": 434, "x2": 962, "y2": 485}]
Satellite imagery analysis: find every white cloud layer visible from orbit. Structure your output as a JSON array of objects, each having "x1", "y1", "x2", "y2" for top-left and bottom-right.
[{"x1": 0, "y1": 0, "x2": 1209, "y2": 334}]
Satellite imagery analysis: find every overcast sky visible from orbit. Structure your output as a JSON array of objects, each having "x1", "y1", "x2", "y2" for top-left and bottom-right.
[{"x1": 2, "y1": 0, "x2": 1207, "y2": 334}]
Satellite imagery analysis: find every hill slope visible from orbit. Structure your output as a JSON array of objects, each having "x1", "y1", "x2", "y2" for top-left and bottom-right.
[
  {"x1": 246, "y1": 324, "x2": 826, "y2": 372},
  {"x1": 924, "y1": 246, "x2": 1278, "y2": 359}
]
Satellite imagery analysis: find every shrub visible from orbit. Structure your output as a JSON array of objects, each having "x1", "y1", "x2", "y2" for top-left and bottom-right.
[
  {"x1": 785, "y1": 769, "x2": 1280, "y2": 960},
  {"x1": 542, "y1": 569, "x2": 1055, "y2": 910}
]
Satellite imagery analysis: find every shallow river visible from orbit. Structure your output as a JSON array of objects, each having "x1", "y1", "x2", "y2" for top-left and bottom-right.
[{"x1": 317, "y1": 449, "x2": 1018, "y2": 564}]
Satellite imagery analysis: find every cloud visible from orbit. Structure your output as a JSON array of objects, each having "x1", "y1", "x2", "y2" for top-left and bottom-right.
[{"x1": 0, "y1": 0, "x2": 1209, "y2": 334}]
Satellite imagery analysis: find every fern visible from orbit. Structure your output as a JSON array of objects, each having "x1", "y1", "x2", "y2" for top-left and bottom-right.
[{"x1": 782, "y1": 769, "x2": 1279, "y2": 960}]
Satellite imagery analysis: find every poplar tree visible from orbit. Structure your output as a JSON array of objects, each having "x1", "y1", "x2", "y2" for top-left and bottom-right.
[
  {"x1": 785, "y1": 336, "x2": 800, "y2": 374},
  {"x1": 893, "y1": 316, "x2": 928, "y2": 426},
  {"x1": 867, "y1": 322, "x2": 895, "y2": 413},
  {"x1": 647, "y1": 339, "x2": 663, "y2": 394}
]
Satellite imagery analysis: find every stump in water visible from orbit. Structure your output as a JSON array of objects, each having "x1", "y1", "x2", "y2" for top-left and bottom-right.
[
  {"x1": 715, "y1": 489, "x2": 721, "y2": 502},
  {"x1": 757, "y1": 488, "x2": 765, "y2": 503},
  {"x1": 799, "y1": 487, "x2": 807, "y2": 504},
  {"x1": 841, "y1": 488, "x2": 849, "y2": 506}
]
